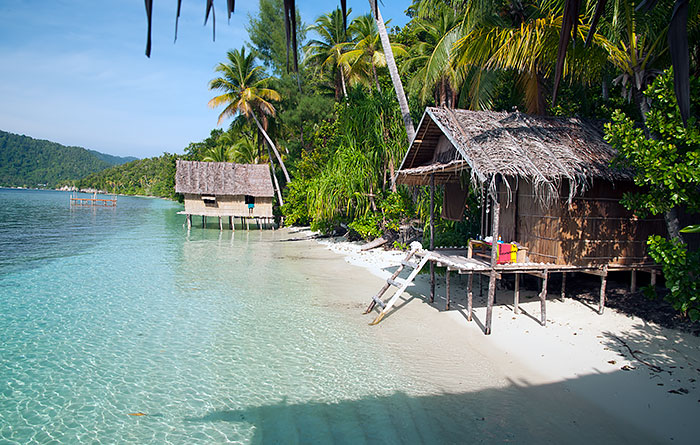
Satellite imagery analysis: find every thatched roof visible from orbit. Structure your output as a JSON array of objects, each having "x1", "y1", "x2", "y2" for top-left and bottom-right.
[
  {"x1": 175, "y1": 160, "x2": 274, "y2": 197},
  {"x1": 397, "y1": 107, "x2": 632, "y2": 200}
]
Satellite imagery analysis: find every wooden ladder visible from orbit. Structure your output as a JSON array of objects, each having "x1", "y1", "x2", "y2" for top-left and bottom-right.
[{"x1": 364, "y1": 244, "x2": 430, "y2": 325}]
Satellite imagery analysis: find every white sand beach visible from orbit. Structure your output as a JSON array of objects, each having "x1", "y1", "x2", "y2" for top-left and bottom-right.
[{"x1": 292, "y1": 229, "x2": 700, "y2": 444}]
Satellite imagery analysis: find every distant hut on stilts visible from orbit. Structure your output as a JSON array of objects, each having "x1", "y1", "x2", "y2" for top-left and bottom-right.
[{"x1": 175, "y1": 160, "x2": 276, "y2": 230}]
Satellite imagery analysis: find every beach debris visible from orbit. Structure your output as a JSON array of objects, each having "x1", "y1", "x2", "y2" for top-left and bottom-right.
[
  {"x1": 667, "y1": 388, "x2": 689, "y2": 395},
  {"x1": 610, "y1": 335, "x2": 664, "y2": 373},
  {"x1": 360, "y1": 237, "x2": 388, "y2": 251},
  {"x1": 128, "y1": 412, "x2": 148, "y2": 416},
  {"x1": 608, "y1": 360, "x2": 616, "y2": 365},
  {"x1": 621, "y1": 365, "x2": 635, "y2": 371}
]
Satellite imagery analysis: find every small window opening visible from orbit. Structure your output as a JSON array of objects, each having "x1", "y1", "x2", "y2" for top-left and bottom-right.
[{"x1": 202, "y1": 195, "x2": 217, "y2": 208}]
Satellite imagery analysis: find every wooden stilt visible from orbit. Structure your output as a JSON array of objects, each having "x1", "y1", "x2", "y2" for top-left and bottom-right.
[
  {"x1": 650, "y1": 270, "x2": 657, "y2": 286},
  {"x1": 539, "y1": 271, "x2": 548, "y2": 326},
  {"x1": 445, "y1": 269, "x2": 451, "y2": 310},
  {"x1": 561, "y1": 272, "x2": 567, "y2": 301},
  {"x1": 218, "y1": 217, "x2": 223, "y2": 231},
  {"x1": 467, "y1": 273, "x2": 473, "y2": 322},
  {"x1": 186, "y1": 214, "x2": 192, "y2": 230},
  {"x1": 598, "y1": 266, "x2": 608, "y2": 315},
  {"x1": 514, "y1": 272, "x2": 520, "y2": 314},
  {"x1": 429, "y1": 174, "x2": 435, "y2": 303},
  {"x1": 229, "y1": 216, "x2": 233, "y2": 230},
  {"x1": 630, "y1": 269, "x2": 637, "y2": 293},
  {"x1": 202, "y1": 215, "x2": 205, "y2": 227},
  {"x1": 485, "y1": 188, "x2": 501, "y2": 336},
  {"x1": 246, "y1": 218, "x2": 249, "y2": 230}
]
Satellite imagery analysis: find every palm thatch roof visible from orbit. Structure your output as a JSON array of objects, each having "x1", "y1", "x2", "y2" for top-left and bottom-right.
[
  {"x1": 397, "y1": 107, "x2": 632, "y2": 201},
  {"x1": 175, "y1": 160, "x2": 274, "y2": 197}
]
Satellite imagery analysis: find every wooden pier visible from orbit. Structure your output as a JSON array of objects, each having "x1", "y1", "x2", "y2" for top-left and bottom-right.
[
  {"x1": 69, "y1": 191, "x2": 117, "y2": 207},
  {"x1": 365, "y1": 243, "x2": 660, "y2": 334}
]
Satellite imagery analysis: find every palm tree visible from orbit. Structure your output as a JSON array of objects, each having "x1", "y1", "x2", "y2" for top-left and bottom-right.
[
  {"x1": 208, "y1": 47, "x2": 290, "y2": 188},
  {"x1": 404, "y1": 8, "x2": 464, "y2": 107},
  {"x1": 306, "y1": 8, "x2": 352, "y2": 99},
  {"x1": 339, "y1": 15, "x2": 408, "y2": 92},
  {"x1": 208, "y1": 47, "x2": 288, "y2": 205},
  {"x1": 453, "y1": 3, "x2": 607, "y2": 114},
  {"x1": 202, "y1": 144, "x2": 234, "y2": 162},
  {"x1": 369, "y1": 2, "x2": 416, "y2": 142}
]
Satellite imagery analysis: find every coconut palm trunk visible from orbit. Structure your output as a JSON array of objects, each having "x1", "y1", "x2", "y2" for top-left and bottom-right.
[
  {"x1": 369, "y1": 2, "x2": 416, "y2": 142},
  {"x1": 250, "y1": 112, "x2": 291, "y2": 183},
  {"x1": 265, "y1": 145, "x2": 285, "y2": 206}
]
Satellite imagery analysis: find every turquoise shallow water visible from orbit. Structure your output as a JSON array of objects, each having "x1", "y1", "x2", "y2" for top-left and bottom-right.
[
  {"x1": 0, "y1": 189, "x2": 653, "y2": 444},
  {"x1": 0, "y1": 189, "x2": 434, "y2": 443}
]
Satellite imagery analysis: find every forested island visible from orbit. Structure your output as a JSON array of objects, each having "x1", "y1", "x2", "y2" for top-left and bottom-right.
[{"x1": 0, "y1": 130, "x2": 136, "y2": 188}]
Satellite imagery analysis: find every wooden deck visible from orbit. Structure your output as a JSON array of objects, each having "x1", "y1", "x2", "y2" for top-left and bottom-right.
[{"x1": 369, "y1": 245, "x2": 661, "y2": 334}]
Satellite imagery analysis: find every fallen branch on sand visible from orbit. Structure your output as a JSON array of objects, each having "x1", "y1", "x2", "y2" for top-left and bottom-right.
[{"x1": 610, "y1": 335, "x2": 665, "y2": 373}]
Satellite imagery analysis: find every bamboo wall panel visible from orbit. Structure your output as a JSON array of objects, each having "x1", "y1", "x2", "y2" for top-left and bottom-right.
[
  {"x1": 511, "y1": 179, "x2": 665, "y2": 266},
  {"x1": 184, "y1": 194, "x2": 274, "y2": 217}
]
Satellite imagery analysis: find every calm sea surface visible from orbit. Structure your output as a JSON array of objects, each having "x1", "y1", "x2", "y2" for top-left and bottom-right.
[
  {"x1": 0, "y1": 189, "x2": 448, "y2": 444},
  {"x1": 1, "y1": 189, "x2": 652, "y2": 445}
]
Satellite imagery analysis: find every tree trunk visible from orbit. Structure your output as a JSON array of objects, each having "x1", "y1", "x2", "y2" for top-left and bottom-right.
[
  {"x1": 372, "y1": 63, "x2": 381, "y2": 92},
  {"x1": 664, "y1": 207, "x2": 685, "y2": 243},
  {"x1": 266, "y1": 145, "x2": 285, "y2": 206},
  {"x1": 251, "y1": 112, "x2": 291, "y2": 183},
  {"x1": 369, "y1": 2, "x2": 415, "y2": 142},
  {"x1": 340, "y1": 68, "x2": 348, "y2": 98}
]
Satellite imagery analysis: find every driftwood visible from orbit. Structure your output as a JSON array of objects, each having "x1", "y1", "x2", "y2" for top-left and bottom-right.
[
  {"x1": 361, "y1": 237, "x2": 388, "y2": 251},
  {"x1": 610, "y1": 334, "x2": 664, "y2": 373}
]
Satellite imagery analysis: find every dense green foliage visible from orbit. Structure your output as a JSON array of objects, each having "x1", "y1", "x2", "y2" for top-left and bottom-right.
[
  {"x1": 0, "y1": 130, "x2": 134, "y2": 188},
  {"x1": 76, "y1": 154, "x2": 179, "y2": 199},
  {"x1": 606, "y1": 70, "x2": 700, "y2": 319},
  {"x1": 606, "y1": 71, "x2": 700, "y2": 217}
]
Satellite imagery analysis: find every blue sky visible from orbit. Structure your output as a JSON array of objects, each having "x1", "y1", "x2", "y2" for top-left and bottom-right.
[{"x1": 0, "y1": 0, "x2": 411, "y2": 158}]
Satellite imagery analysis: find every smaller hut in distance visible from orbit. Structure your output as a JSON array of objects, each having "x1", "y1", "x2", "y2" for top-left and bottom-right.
[{"x1": 175, "y1": 160, "x2": 275, "y2": 230}]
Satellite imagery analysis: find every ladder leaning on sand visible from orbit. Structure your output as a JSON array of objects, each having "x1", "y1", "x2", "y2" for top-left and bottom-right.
[{"x1": 364, "y1": 242, "x2": 430, "y2": 325}]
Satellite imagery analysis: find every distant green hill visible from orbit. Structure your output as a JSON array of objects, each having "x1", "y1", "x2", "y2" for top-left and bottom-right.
[
  {"x1": 0, "y1": 130, "x2": 138, "y2": 188},
  {"x1": 87, "y1": 149, "x2": 138, "y2": 166}
]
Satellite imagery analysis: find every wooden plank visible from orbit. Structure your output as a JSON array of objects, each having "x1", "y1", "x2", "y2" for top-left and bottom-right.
[
  {"x1": 514, "y1": 272, "x2": 520, "y2": 314},
  {"x1": 539, "y1": 271, "x2": 548, "y2": 326},
  {"x1": 485, "y1": 193, "x2": 501, "y2": 335},
  {"x1": 445, "y1": 270, "x2": 450, "y2": 310},
  {"x1": 598, "y1": 266, "x2": 608, "y2": 315},
  {"x1": 467, "y1": 273, "x2": 474, "y2": 322},
  {"x1": 430, "y1": 174, "x2": 435, "y2": 303},
  {"x1": 561, "y1": 272, "x2": 567, "y2": 301}
]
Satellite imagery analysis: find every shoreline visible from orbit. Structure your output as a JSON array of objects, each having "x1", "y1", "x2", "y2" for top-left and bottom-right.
[{"x1": 302, "y1": 228, "x2": 700, "y2": 444}]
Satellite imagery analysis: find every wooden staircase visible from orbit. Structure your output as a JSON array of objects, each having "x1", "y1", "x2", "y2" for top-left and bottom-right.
[{"x1": 364, "y1": 242, "x2": 430, "y2": 325}]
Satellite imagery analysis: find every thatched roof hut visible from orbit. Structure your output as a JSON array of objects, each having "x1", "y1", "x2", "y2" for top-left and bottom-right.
[
  {"x1": 175, "y1": 160, "x2": 274, "y2": 197},
  {"x1": 397, "y1": 107, "x2": 632, "y2": 202},
  {"x1": 390, "y1": 107, "x2": 665, "y2": 334},
  {"x1": 175, "y1": 160, "x2": 276, "y2": 227}
]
